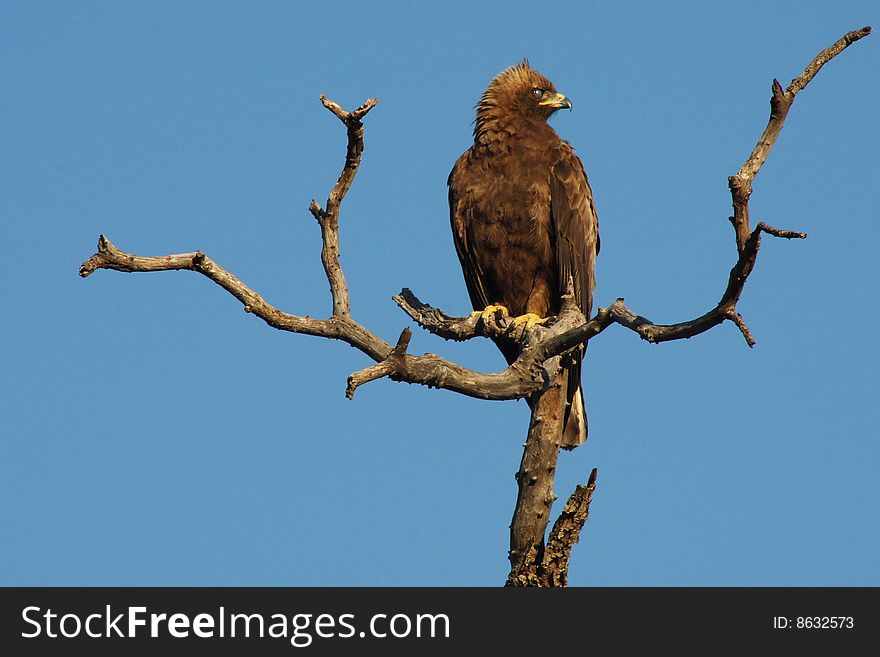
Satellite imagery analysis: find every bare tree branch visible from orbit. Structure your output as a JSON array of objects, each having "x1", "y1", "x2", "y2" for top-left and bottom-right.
[
  {"x1": 543, "y1": 468, "x2": 598, "y2": 577},
  {"x1": 622, "y1": 27, "x2": 871, "y2": 345},
  {"x1": 730, "y1": 26, "x2": 871, "y2": 251},
  {"x1": 394, "y1": 288, "x2": 513, "y2": 342},
  {"x1": 80, "y1": 234, "x2": 393, "y2": 361},
  {"x1": 308, "y1": 95, "x2": 379, "y2": 318},
  {"x1": 79, "y1": 232, "x2": 564, "y2": 401},
  {"x1": 346, "y1": 328, "x2": 412, "y2": 399},
  {"x1": 506, "y1": 468, "x2": 598, "y2": 587},
  {"x1": 507, "y1": 468, "x2": 598, "y2": 588}
]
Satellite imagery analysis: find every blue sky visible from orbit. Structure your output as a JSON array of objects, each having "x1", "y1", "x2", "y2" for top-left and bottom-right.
[{"x1": 2, "y1": 1, "x2": 877, "y2": 586}]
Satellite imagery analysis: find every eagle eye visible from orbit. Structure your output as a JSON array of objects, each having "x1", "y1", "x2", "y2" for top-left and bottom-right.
[{"x1": 531, "y1": 88, "x2": 544, "y2": 99}]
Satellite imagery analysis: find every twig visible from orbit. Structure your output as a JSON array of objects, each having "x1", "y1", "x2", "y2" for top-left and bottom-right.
[
  {"x1": 309, "y1": 96, "x2": 379, "y2": 317},
  {"x1": 346, "y1": 328, "x2": 411, "y2": 399}
]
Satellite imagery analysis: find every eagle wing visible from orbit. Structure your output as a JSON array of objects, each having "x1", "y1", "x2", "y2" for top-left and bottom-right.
[
  {"x1": 448, "y1": 160, "x2": 492, "y2": 314},
  {"x1": 549, "y1": 151, "x2": 599, "y2": 319},
  {"x1": 549, "y1": 150, "x2": 599, "y2": 441}
]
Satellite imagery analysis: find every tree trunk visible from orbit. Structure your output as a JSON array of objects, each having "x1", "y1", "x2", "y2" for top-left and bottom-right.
[{"x1": 507, "y1": 369, "x2": 567, "y2": 585}]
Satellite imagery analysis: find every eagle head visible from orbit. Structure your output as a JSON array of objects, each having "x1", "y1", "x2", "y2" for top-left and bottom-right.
[{"x1": 474, "y1": 60, "x2": 572, "y2": 141}]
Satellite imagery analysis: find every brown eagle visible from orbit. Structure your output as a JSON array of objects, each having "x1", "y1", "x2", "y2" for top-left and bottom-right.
[{"x1": 448, "y1": 61, "x2": 599, "y2": 448}]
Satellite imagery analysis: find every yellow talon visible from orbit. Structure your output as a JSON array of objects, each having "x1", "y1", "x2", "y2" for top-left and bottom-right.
[
  {"x1": 511, "y1": 313, "x2": 550, "y2": 329},
  {"x1": 469, "y1": 306, "x2": 549, "y2": 332},
  {"x1": 470, "y1": 304, "x2": 510, "y2": 322}
]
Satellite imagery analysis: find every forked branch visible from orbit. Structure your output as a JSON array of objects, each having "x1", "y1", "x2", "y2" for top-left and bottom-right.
[
  {"x1": 308, "y1": 95, "x2": 379, "y2": 317},
  {"x1": 507, "y1": 468, "x2": 598, "y2": 587}
]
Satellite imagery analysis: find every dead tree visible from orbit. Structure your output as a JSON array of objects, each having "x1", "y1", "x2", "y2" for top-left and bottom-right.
[{"x1": 79, "y1": 27, "x2": 871, "y2": 586}]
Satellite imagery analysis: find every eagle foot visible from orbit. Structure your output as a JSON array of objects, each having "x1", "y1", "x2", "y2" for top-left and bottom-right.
[
  {"x1": 470, "y1": 304, "x2": 510, "y2": 323},
  {"x1": 510, "y1": 313, "x2": 550, "y2": 329}
]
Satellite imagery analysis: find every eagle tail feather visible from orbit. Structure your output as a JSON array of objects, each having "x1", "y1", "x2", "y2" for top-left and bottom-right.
[{"x1": 560, "y1": 385, "x2": 587, "y2": 450}]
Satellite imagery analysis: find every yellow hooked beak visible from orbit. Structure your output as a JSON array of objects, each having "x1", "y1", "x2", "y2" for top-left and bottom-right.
[{"x1": 538, "y1": 92, "x2": 573, "y2": 110}]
